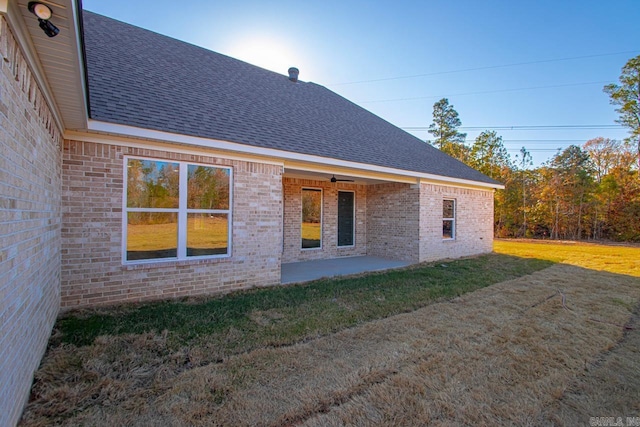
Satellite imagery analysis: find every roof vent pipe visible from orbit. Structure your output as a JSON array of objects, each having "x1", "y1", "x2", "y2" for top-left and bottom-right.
[{"x1": 288, "y1": 67, "x2": 299, "y2": 82}]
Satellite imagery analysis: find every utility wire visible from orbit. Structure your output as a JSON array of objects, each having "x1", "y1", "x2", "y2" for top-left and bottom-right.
[
  {"x1": 506, "y1": 148, "x2": 563, "y2": 152},
  {"x1": 469, "y1": 139, "x2": 600, "y2": 143},
  {"x1": 360, "y1": 81, "x2": 611, "y2": 104},
  {"x1": 328, "y1": 50, "x2": 639, "y2": 86},
  {"x1": 403, "y1": 125, "x2": 624, "y2": 131},
  {"x1": 460, "y1": 125, "x2": 624, "y2": 130}
]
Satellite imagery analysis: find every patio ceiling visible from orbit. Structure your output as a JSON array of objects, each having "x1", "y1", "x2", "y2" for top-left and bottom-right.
[{"x1": 283, "y1": 161, "x2": 420, "y2": 186}]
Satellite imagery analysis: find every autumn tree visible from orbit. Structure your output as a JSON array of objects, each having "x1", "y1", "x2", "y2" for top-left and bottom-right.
[
  {"x1": 470, "y1": 130, "x2": 511, "y2": 179},
  {"x1": 539, "y1": 146, "x2": 594, "y2": 239},
  {"x1": 427, "y1": 98, "x2": 470, "y2": 162},
  {"x1": 604, "y1": 55, "x2": 640, "y2": 169},
  {"x1": 583, "y1": 137, "x2": 623, "y2": 183},
  {"x1": 515, "y1": 147, "x2": 533, "y2": 237}
]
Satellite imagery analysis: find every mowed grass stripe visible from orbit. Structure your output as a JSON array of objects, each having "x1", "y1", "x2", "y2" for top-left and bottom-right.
[
  {"x1": 56, "y1": 253, "x2": 552, "y2": 356},
  {"x1": 22, "y1": 241, "x2": 640, "y2": 426}
]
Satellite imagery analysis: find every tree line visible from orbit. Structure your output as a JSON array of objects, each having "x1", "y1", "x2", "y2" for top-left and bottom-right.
[{"x1": 427, "y1": 55, "x2": 640, "y2": 242}]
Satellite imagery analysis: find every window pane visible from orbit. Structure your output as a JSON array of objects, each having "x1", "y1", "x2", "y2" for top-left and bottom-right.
[
  {"x1": 302, "y1": 189, "x2": 321, "y2": 249},
  {"x1": 187, "y1": 213, "x2": 228, "y2": 256},
  {"x1": 187, "y1": 165, "x2": 230, "y2": 210},
  {"x1": 443, "y1": 199, "x2": 454, "y2": 218},
  {"x1": 127, "y1": 212, "x2": 177, "y2": 260},
  {"x1": 338, "y1": 191, "x2": 354, "y2": 246},
  {"x1": 127, "y1": 159, "x2": 179, "y2": 208},
  {"x1": 443, "y1": 220, "x2": 454, "y2": 239}
]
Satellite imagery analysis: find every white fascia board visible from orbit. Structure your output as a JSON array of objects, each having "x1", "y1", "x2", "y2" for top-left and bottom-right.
[
  {"x1": 69, "y1": 0, "x2": 89, "y2": 128},
  {"x1": 84, "y1": 120, "x2": 504, "y2": 190}
]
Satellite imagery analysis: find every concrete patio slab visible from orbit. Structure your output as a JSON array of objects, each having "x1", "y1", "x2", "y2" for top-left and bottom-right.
[{"x1": 281, "y1": 256, "x2": 411, "y2": 284}]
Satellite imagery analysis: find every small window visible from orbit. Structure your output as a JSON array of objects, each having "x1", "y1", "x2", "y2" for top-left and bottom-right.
[
  {"x1": 443, "y1": 199, "x2": 455, "y2": 240},
  {"x1": 337, "y1": 191, "x2": 355, "y2": 247},
  {"x1": 124, "y1": 157, "x2": 231, "y2": 263},
  {"x1": 301, "y1": 188, "x2": 322, "y2": 249}
]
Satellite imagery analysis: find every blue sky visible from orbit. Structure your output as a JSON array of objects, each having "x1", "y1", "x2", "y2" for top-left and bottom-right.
[{"x1": 81, "y1": 0, "x2": 639, "y2": 166}]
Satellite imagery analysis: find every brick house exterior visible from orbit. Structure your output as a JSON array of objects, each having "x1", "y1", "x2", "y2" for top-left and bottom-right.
[
  {"x1": 61, "y1": 140, "x2": 283, "y2": 307},
  {"x1": 0, "y1": 2, "x2": 501, "y2": 425},
  {"x1": 0, "y1": 15, "x2": 62, "y2": 425}
]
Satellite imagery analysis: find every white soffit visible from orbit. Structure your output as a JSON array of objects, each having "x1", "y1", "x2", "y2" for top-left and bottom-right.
[{"x1": 16, "y1": 0, "x2": 87, "y2": 130}]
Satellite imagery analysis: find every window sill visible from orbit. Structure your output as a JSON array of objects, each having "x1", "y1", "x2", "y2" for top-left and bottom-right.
[{"x1": 122, "y1": 254, "x2": 231, "y2": 270}]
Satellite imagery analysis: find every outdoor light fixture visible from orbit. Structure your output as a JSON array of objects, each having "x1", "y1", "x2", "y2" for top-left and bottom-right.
[{"x1": 27, "y1": 2, "x2": 59, "y2": 37}]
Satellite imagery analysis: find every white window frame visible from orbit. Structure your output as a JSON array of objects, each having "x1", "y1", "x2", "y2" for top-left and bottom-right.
[
  {"x1": 443, "y1": 198, "x2": 456, "y2": 240},
  {"x1": 122, "y1": 155, "x2": 233, "y2": 264},
  {"x1": 301, "y1": 187, "x2": 323, "y2": 250},
  {"x1": 337, "y1": 190, "x2": 356, "y2": 248}
]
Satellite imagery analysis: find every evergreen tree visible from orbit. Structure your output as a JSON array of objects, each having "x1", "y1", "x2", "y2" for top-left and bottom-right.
[
  {"x1": 471, "y1": 130, "x2": 512, "y2": 179},
  {"x1": 427, "y1": 98, "x2": 469, "y2": 162},
  {"x1": 603, "y1": 55, "x2": 640, "y2": 169}
]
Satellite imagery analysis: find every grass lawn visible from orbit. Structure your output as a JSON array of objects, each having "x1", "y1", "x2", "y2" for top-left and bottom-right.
[
  {"x1": 494, "y1": 238, "x2": 640, "y2": 276},
  {"x1": 20, "y1": 241, "x2": 640, "y2": 426}
]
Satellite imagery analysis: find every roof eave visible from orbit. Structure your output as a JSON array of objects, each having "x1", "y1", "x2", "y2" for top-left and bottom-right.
[
  {"x1": 4, "y1": 0, "x2": 89, "y2": 132},
  {"x1": 80, "y1": 119, "x2": 504, "y2": 190}
]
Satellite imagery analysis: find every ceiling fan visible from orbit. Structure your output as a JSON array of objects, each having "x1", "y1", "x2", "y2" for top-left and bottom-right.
[{"x1": 330, "y1": 174, "x2": 354, "y2": 183}]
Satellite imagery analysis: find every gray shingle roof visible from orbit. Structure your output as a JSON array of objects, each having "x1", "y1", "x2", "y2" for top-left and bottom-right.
[{"x1": 83, "y1": 11, "x2": 499, "y2": 186}]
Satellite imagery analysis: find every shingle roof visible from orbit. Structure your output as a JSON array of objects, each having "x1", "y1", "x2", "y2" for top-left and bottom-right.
[{"x1": 82, "y1": 11, "x2": 499, "y2": 186}]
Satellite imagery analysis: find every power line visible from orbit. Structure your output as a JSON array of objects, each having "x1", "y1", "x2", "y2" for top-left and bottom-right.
[
  {"x1": 360, "y1": 81, "x2": 611, "y2": 104},
  {"x1": 328, "y1": 50, "x2": 639, "y2": 86},
  {"x1": 473, "y1": 140, "x2": 593, "y2": 144},
  {"x1": 460, "y1": 125, "x2": 624, "y2": 130},
  {"x1": 464, "y1": 142, "x2": 587, "y2": 144},
  {"x1": 403, "y1": 124, "x2": 624, "y2": 131},
  {"x1": 506, "y1": 148, "x2": 562, "y2": 152}
]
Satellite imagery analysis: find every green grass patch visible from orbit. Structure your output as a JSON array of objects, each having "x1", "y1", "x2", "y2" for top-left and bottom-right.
[
  {"x1": 55, "y1": 253, "x2": 552, "y2": 357},
  {"x1": 494, "y1": 239, "x2": 640, "y2": 277}
]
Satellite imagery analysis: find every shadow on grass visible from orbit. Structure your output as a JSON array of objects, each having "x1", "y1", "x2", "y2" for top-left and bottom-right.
[
  {"x1": 23, "y1": 244, "x2": 640, "y2": 427},
  {"x1": 54, "y1": 253, "x2": 554, "y2": 353}
]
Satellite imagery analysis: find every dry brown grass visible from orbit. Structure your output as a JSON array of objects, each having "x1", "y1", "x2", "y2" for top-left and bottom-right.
[{"x1": 20, "y1": 243, "x2": 640, "y2": 426}]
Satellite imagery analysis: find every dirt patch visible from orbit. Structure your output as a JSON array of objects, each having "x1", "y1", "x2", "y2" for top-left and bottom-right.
[
  {"x1": 21, "y1": 263, "x2": 640, "y2": 425},
  {"x1": 248, "y1": 309, "x2": 286, "y2": 327}
]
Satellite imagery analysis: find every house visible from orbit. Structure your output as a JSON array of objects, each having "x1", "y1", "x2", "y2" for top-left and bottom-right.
[{"x1": 0, "y1": 1, "x2": 501, "y2": 424}]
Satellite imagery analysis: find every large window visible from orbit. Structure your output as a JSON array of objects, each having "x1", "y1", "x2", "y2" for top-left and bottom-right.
[
  {"x1": 124, "y1": 157, "x2": 231, "y2": 262},
  {"x1": 301, "y1": 188, "x2": 322, "y2": 249},
  {"x1": 443, "y1": 199, "x2": 456, "y2": 240}
]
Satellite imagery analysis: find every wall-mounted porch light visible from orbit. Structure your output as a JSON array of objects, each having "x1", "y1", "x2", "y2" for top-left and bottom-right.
[{"x1": 27, "y1": 2, "x2": 59, "y2": 37}]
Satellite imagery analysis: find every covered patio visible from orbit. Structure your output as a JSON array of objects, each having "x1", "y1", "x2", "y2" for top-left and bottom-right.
[{"x1": 281, "y1": 256, "x2": 411, "y2": 284}]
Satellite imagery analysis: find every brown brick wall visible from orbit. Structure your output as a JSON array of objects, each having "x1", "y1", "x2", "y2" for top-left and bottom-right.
[
  {"x1": 0, "y1": 18, "x2": 63, "y2": 427},
  {"x1": 283, "y1": 179, "x2": 494, "y2": 265},
  {"x1": 282, "y1": 178, "x2": 367, "y2": 263},
  {"x1": 366, "y1": 182, "x2": 421, "y2": 263},
  {"x1": 419, "y1": 183, "x2": 494, "y2": 262},
  {"x1": 61, "y1": 141, "x2": 283, "y2": 308}
]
